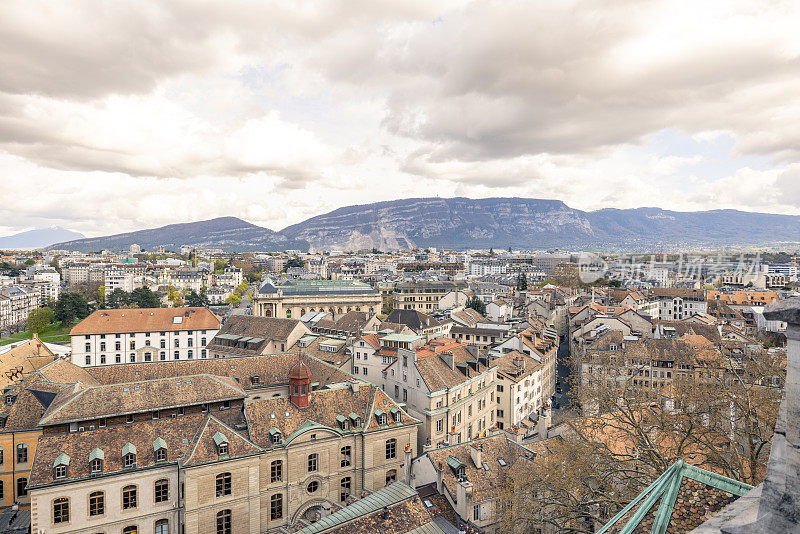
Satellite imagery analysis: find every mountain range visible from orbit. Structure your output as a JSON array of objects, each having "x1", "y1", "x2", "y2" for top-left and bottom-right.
[
  {"x1": 44, "y1": 197, "x2": 800, "y2": 252},
  {"x1": 0, "y1": 227, "x2": 85, "y2": 249}
]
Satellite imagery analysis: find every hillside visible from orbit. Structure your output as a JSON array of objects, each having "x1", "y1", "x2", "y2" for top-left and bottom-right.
[
  {"x1": 48, "y1": 217, "x2": 308, "y2": 253},
  {"x1": 48, "y1": 198, "x2": 800, "y2": 252}
]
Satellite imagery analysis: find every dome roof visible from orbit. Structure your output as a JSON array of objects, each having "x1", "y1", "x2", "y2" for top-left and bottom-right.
[{"x1": 289, "y1": 358, "x2": 311, "y2": 381}]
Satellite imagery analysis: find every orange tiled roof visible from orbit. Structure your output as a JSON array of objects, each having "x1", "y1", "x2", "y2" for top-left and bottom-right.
[{"x1": 71, "y1": 307, "x2": 221, "y2": 335}]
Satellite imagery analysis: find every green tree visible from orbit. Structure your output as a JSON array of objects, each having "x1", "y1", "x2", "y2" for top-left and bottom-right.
[
  {"x1": 213, "y1": 259, "x2": 227, "y2": 274},
  {"x1": 54, "y1": 292, "x2": 91, "y2": 325},
  {"x1": 107, "y1": 288, "x2": 130, "y2": 309},
  {"x1": 517, "y1": 273, "x2": 528, "y2": 290},
  {"x1": 130, "y1": 287, "x2": 160, "y2": 308},
  {"x1": 225, "y1": 293, "x2": 241, "y2": 306},
  {"x1": 465, "y1": 295, "x2": 486, "y2": 315},
  {"x1": 285, "y1": 257, "x2": 305, "y2": 269},
  {"x1": 186, "y1": 290, "x2": 210, "y2": 307},
  {"x1": 95, "y1": 285, "x2": 105, "y2": 308},
  {"x1": 24, "y1": 258, "x2": 35, "y2": 266},
  {"x1": 27, "y1": 307, "x2": 55, "y2": 333},
  {"x1": 167, "y1": 286, "x2": 184, "y2": 307}
]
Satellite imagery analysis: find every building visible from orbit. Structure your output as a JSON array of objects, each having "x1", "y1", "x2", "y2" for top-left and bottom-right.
[
  {"x1": 412, "y1": 434, "x2": 544, "y2": 533},
  {"x1": 392, "y1": 281, "x2": 468, "y2": 313},
  {"x1": 70, "y1": 307, "x2": 222, "y2": 366},
  {"x1": 253, "y1": 278, "x2": 382, "y2": 321},
  {"x1": 649, "y1": 288, "x2": 708, "y2": 321},
  {"x1": 493, "y1": 350, "x2": 547, "y2": 430},
  {"x1": 385, "y1": 309, "x2": 453, "y2": 339},
  {"x1": 28, "y1": 358, "x2": 420, "y2": 533},
  {"x1": 0, "y1": 286, "x2": 39, "y2": 331},
  {"x1": 354, "y1": 334, "x2": 497, "y2": 451},
  {"x1": 103, "y1": 269, "x2": 136, "y2": 295},
  {"x1": 206, "y1": 315, "x2": 310, "y2": 358}
]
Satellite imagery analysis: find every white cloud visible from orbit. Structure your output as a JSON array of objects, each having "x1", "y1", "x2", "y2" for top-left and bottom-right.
[{"x1": 0, "y1": 0, "x2": 798, "y2": 237}]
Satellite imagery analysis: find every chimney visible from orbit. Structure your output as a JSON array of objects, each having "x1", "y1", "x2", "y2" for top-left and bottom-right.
[
  {"x1": 456, "y1": 479, "x2": 474, "y2": 520},
  {"x1": 470, "y1": 442, "x2": 483, "y2": 468},
  {"x1": 437, "y1": 461, "x2": 444, "y2": 493},
  {"x1": 403, "y1": 443, "x2": 413, "y2": 485},
  {"x1": 349, "y1": 378, "x2": 360, "y2": 393}
]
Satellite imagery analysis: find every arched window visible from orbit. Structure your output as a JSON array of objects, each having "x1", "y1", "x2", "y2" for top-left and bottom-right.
[
  {"x1": 154, "y1": 479, "x2": 169, "y2": 503},
  {"x1": 16, "y1": 444, "x2": 27, "y2": 463},
  {"x1": 386, "y1": 469, "x2": 397, "y2": 486},
  {"x1": 155, "y1": 519, "x2": 169, "y2": 534},
  {"x1": 122, "y1": 485, "x2": 137, "y2": 509},
  {"x1": 300, "y1": 308, "x2": 306, "y2": 316},
  {"x1": 341, "y1": 446, "x2": 352, "y2": 467},
  {"x1": 53, "y1": 497, "x2": 69, "y2": 524},
  {"x1": 270, "y1": 493, "x2": 283, "y2": 520},
  {"x1": 16, "y1": 477, "x2": 27, "y2": 497},
  {"x1": 216, "y1": 473, "x2": 231, "y2": 497},
  {"x1": 89, "y1": 491, "x2": 104, "y2": 516},
  {"x1": 385, "y1": 438, "x2": 397, "y2": 459},
  {"x1": 217, "y1": 509, "x2": 232, "y2": 534},
  {"x1": 122, "y1": 527, "x2": 138, "y2": 534},
  {"x1": 340, "y1": 477, "x2": 351, "y2": 502},
  {"x1": 270, "y1": 460, "x2": 282, "y2": 483}
]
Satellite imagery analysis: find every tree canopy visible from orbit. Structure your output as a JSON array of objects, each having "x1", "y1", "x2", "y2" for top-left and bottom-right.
[
  {"x1": 27, "y1": 307, "x2": 55, "y2": 333},
  {"x1": 465, "y1": 295, "x2": 486, "y2": 315},
  {"x1": 54, "y1": 292, "x2": 91, "y2": 325}
]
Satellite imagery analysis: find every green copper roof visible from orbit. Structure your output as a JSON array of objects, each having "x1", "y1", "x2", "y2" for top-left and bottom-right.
[
  {"x1": 122, "y1": 443, "x2": 137, "y2": 456},
  {"x1": 152, "y1": 437, "x2": 167, "y2": 451},
  {"x1": 597, "y1": 459, "x2": 752, "y2": 534},
  {"x1": 53, "y1": 452, "x2": 70, "y2": 467},
  {"x1": 88, "y1": 447, "x2": 104, "y2": 462},
  {"x1": 294, "y1": 482, "x2": 445, "y2": 534},
  {"x1": 213, "y1": 431, "x2": 228, "y2": 447}
]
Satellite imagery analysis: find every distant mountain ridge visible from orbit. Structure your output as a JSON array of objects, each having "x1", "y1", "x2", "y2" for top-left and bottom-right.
[
  {"x1": 46, "y1": 197, "x2": 800, "y2": 252},
  {"x1": 0, "y1": 227, "x2": 85, "y2": 249}
]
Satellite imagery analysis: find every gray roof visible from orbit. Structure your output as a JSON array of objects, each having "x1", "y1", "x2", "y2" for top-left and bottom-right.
[{"x1": 259, "y1": 278, "x2": 379, "y2": 297}]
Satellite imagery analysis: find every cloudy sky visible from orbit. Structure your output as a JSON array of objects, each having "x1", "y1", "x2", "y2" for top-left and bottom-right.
[{"x1": 1, "y1": 0, "x2": 799, "y2": 238}]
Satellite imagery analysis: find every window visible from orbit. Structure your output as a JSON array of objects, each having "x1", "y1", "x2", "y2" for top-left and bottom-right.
[
  {"x1": 155, "y1": 479, "x2": 169, "y2": 503},
  {"x1": 129, "y1": 353, "x2": 135, "y2": 362},
  {"x1": 341, "y1": 446, "x2": 352, "y2": 467},
  {"x1": 85, "y1": 342, "x2": 91, "y2": 352},
  {"x1": 53, "y1": 497, "x2": 69, "y2": 524},
  {"x1": 126, "y1": 414, "x2": 134, "y2": 424},
  {"x1": 216, "y1": 473, "x2": 232, "y2": 497},
  {"x1": 16, "y1": 444, "x2": 27, "y2": 464},
  {"x1": 54, "y1": 464, "x2": 67, "y2": 479},
  {"x1": 100, "y1": 341, "x2": 106, "y2": 351},
  {"x1": 160, "y1": 339, "x2": 165, "y2": 349},
  {"x1": 271, "y1": 460, "x2": 282, "y2": 482},
  {"x1": 386, "y1": 438, "x2": 397, "y2": 459},
  {"x1": 340, "y1": 477, "x2": 351, "y2": 502},
  {"x1": 174, "y1": 339, "x2": 180, "y2": 348},
  {"x1": 0, "y1": 481, "x2": 3, "y2": 501},
  {"x1": 307, "y1": 481, "x2": 319, "y2": 493},
  {"x1": 436, "y1": 419, "x2": 443, "y2": 432},
  {"x1": 89, "y1": 491, "x2": 104, "y2": 516},
  {"x1": 174, "y1": 350, "x2": 179, "y2": 360},
  {"x1": 130, "y1": 341, "x2": 135, "y2": 350},
  {"x1": 188, "y1": 338, "x2": 193, "y2": 347},
  {"x1": 155, "y1": 519, "x2": 169, "y2": 534},
  {"x1": 188, "y1": 349, "x2": 194, "y2": 359},
  {"x1": 85, "y1": 354, "x2": 92, "y2": 365},
  {"x1": 270, "y1": 493, "x2": 283, "y2": 519},
  {"x1": 155, "y1": 447, "x2": 167, "y2": 462},
  {"x1": 122, "y1": 485, "x2": 137, "y2": 509},
  {"x1": 16, "y1": 477, "x2": 27, "y2": 497},
  {"x1": 474, "y1": 504, "x2": 480, "y2": 521},
  {"x1": 386, "y1": 469, "x2": 397, "y2": 486},
  {"x1": 217, "y1": 509, "x2": 232, "y2": 534},
  {"x1": 124, "y1": 452, "x2": 136, "y2": 468},
  {"x1": 116, "y1": 354, "x2": 122, "y2": 363},
  {"x1": 123, "y1": 527, "x2": 138, "y2": 534},
  {"x1": 307, "y1": 453, "x2": 319, "y2": 472}
]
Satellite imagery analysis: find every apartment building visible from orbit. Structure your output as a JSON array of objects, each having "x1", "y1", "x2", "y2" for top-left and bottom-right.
[
  {"x1": 392, "y1": 281, "x2": 468, "y2": 313},
  {"x1": 0, "y1": 286, "x2": 39, "y2": 331},
  {"x1": 353, "y1": 334, "x2": 497, "y2": 451},
  {"x1": 493, "y1": 350, "x2": 547, "y2": 430},
  {"x1": 491, "y1": 326, "x2": 558, "y2": 404},
  {"x1": 28, "y1": 359, "x2": 419, "y2": 533},
  {"x1": 70, "y1": 307, "x2": 222, "y2": 366},
  {"x1": 649, "y1": 288, "x2": 708, "y2": 321}
]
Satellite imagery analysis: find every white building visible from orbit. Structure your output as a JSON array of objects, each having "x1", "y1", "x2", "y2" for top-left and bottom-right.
[{"x1": 69, "y1": 307, "x2": 222, "y2": 366}]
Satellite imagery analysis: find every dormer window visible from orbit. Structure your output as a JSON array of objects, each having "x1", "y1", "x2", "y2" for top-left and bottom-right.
[
  {"x1": 391, "y1": 408, "x2": 401, "y2": 423},
  {"x1": 375, "y1": 409, "x2": 387, "y2": 425},
  {"x1": 53, "y1": 452, "x2": 70, "y2": 479},
  {"x1": 153, "y1": 437, "x2": 168, "y2": 462},
  {"x1": 251, "y1": 375, "x2": 260, "y2": 385},
  {"x1": 336, "y1": 415, "x2": 350, "y2": 431},
  {"x1": 122, "y1": 443, "x2": 137, "y2": 468},
  {"x1": 269, "y1": 428, "x2": 282, "y2": 444},
  {"x1": 89, "y1": 448, "x2": 104, "y2": 474}
]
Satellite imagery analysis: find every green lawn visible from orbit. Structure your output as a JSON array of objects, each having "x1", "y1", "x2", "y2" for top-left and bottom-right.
[{"x1": 0, "y1": 322, "x2": 72, "y2": 346}]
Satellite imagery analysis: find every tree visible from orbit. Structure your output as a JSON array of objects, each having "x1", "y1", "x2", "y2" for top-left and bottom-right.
[
  {"x1": 465, "y1": 295, "x2": 486, "y2": 316},
  {"x1": 95, "y1": 285, "x2": 105, "y2": 308},
  {"x1": 225, "y1": 293, "x2": 241, "y2": 306},
  {"x1": 186, "y1": 290, "x2": 210, "y2": 307},
  {"x1": 130, "y1": 287, "x2": 160, "y2": 308},
  {"x1": 213, "y1": 259, "x2": 227, "y2": 274},
  {"x1": 516, "y1": 273, "x2": 528, "y2": 290},
  {"x1": 107, "y1": 288, "x2": 130, "y2": 309},
  {"x1": 27, "y1": 307, "x2": 55, "y2": 333},
  {"x1": 24, "y1": 258, "x2": 35, "y2": 266},
  {"x1": 285, "y1": 257, "x2": 305, "y2": 269},
  {"x1": 54, "y1": 292, "x2": 91, "y2": 325},
  {"x1": 167, "y1": 286, "x2": 184, "y2": 307}
]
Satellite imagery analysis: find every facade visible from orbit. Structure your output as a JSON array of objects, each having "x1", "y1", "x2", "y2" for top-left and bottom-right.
[
  {"x1": 493, "y1": 350, "x2": 547, "y2": 429},
  {"x1": 70, "y1": 307, "x2": 222, "y2": 366},
  {"x1": 0, "y1": 286, "x2": 40, "y2": 331},
  {"x1": 392, "y1": 281, "x2": 468, "y2": 313},
  {"x1": 28, "y1": 361, "x2": 420, "y2": 534},
  {"x1": 649, "y1": 288, "x2": 708, "y2": 321},
  {"x1": 253, "y1": 278, "x2": 381, "y2": 321}
]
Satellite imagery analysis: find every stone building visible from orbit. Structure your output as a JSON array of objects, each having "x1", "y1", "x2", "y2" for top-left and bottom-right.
[{"x1": 253, "y1": 278, "x2": 381, "y2": 321}]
